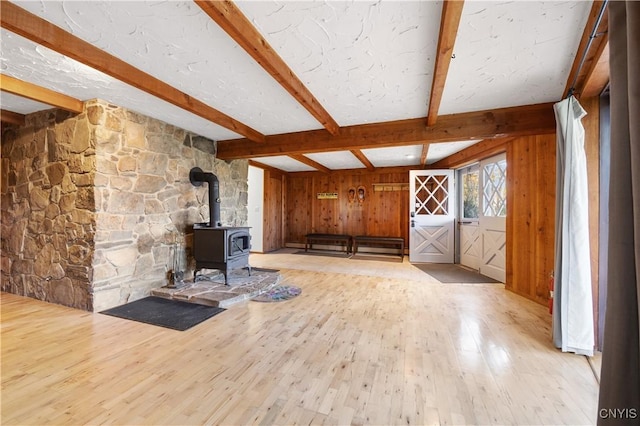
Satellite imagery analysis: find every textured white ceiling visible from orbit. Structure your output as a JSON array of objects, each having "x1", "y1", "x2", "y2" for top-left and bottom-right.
[
  {"x1": 361, "y1": 145, "x2": 424, "y2": 168},
  {"x1": 237, "y1": 1, "x2": 442, "y2": 126},
  {"x1": 0, "y1": 90, "x2": 51, "y2": 114},
  {"x1": 251, "y1": 155, "x2": 316, "y2": 173},
  {"x1": 0, "y1": 0, "x2": 593, "y2": 172},
  {"x1": 439, "y1": 1, "x2": 591, "y2": 114},
  {"x1": 304, "y1": 151, "x2": 365, "y2": 170},
  {"x1": 426, "y1": 140, "x2": 481, "y2": 165}
]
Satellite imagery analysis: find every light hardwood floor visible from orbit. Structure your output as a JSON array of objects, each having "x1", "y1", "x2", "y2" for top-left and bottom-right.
[{"x1": 1, "y1": 250, "x2": 599, "y2": 425}]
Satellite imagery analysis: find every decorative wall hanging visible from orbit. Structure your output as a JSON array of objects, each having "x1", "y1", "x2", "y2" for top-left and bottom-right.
[
  {"x1": 357, "y1": 185, "x2": 366, "y2": 203},
  {"x1": 317, "y1": 192, "x2": 338, "y2": 199},
  {"x1": 348, "y1": 187, "x2": 356, "y2": 203},
  {"x1": 372, "y1": 183, "x2": 410, "y2": 192}
]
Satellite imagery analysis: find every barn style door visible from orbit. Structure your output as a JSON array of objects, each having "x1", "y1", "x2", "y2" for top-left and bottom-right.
[
  {"x1": 479, "y1": 154, "x2": 507, "y2": 282},
  {"x1": 409, "y1": 170, "x2": 455, "y2": 263}
]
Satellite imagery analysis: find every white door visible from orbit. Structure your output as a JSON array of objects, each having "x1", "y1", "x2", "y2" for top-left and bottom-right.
[
  {"x1": 459, "y1": 164, "x2": 480, "y2": 270},
  {"x1": 460, "y1": 224, "x2": 480, "y2": 269},
  {"x1": 479, "y1": 154, "x2": 507, "y2": 282},
  {"x1": 409, "y1": 170, "x2": 455, "y2": 263}
]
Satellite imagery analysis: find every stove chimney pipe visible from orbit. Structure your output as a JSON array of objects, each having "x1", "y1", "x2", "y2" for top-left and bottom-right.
[{"x1": 189, "y1": 167, "x2": 221, "y2": 228}]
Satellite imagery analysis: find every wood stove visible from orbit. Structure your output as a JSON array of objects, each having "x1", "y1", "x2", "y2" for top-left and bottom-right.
[
  {"x1": 189, "y1": 167, "x2": 251, "y2": 284},
  {"x1": 193, "y1": 224, "x2": 251, "y2": 284}
]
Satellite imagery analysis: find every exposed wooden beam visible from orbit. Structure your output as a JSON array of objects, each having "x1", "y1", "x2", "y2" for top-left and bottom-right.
[
  {"x1": 289, "y1": 164, "x2": 419, "y2": 178},
  {"x1": 217, "y1": 102, "x2": 556, "y2": 160},
  {"x1": 429, "y1": 137, "x2": 512, "y2": 169},
  {"x1": 1, "y1": 74, "x2": 84, "y2": 113},
  {"x1": 420, "y1": 144, "x2": 430, "y2": 166},
  {"x1": 288, "y1": 154, "x2": 331, "y2": 174},
  {"x1": 563, "y1": 1, "x2": 609, "y2": 98},
  {"x1": 0, "y1": 0, "x2": 265, "y2": 143},
  {"x1": 350, "y1": 149, "x2": 375, "y2": 171},
  {"x1": 426, "y1": 0, "x2": 464, "y2": 126},
  {"x1": 0, "y1": 109, "x2": 26, "y2": 125},
  {"x1": 196, "y1": 0, "x2": 340, "y2": 137},
  {"x1": 582, "y1": 41, "x2": 609, "y2": 98}
]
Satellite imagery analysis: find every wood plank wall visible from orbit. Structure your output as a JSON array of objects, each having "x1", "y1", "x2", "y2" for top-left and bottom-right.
[
  {"x1": 581, "y1": 96, "x2": 601, "y2": 347},
  {"x1": 506, "y1": 134, "x2": 557, "y2": 305},
  {"x1": 262, "y1": 170, "x2": 284, "y2": 252},
  {"x1": 284, "y1": 171, "x2": 410, "y2": 247}
]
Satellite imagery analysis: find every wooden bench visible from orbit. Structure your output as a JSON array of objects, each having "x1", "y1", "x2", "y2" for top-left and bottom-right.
[
  {"x1": 305, "y1": 233, "x2": 353, "y2": 254},
  {"x1": 352, "y1": 236, "x2": 404, "y2": 259}
]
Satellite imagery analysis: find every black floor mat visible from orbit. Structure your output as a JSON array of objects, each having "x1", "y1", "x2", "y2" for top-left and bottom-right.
[
  {"x1": 413, "y1": 263, "x2": 501, "y2": 283},
  {"x1": 100, "y1": 296, "x2": 225, "y2": 331}
]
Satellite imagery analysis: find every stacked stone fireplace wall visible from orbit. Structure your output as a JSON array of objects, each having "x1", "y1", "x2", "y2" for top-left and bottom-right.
[{"x1": 1, "y1": 99, "x2": 249, "y2": 312}]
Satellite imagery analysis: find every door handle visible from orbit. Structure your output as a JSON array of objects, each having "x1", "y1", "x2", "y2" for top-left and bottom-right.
[{"x1": 411, "y1": 220, "x2": 415, "y2": 228}]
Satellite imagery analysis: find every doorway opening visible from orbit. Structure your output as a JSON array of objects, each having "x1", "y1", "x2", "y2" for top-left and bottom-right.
[{"x1": 456, "y1": 154, "x2": 507, "y2": 282}]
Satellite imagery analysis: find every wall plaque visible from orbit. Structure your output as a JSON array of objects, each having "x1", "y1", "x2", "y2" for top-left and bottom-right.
[{"x1": 317, "y1": 192, "x2": 338, "y2": 199}]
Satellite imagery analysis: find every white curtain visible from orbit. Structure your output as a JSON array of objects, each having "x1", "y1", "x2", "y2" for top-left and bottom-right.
[{"x1": 553, "y1": 96, "x2": 594, "y2": 356}]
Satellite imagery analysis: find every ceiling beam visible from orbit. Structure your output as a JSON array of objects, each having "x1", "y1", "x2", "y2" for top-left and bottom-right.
[
  {"x1": 563, "y1": 1, "x2": 609, "y2": 98},
  {"x1": 426, "y1": 0, "x2": 464, "y2": 126},
  {"x1": 0, "y1": 0, "x2": 265, "y2": 143},
  {"x1": 1, "y1": 74, "x2": 84, "y2": 113},
  {"x1": 288, "y1": 154, "x2": 331, "y2": 173},
  {"x1": 289, "y1": 164, "x2": 419, "y2": 178},
  {"x1": 420, "y1": 144, "x2": 430, "y2": 166},
  {"x1": 350, "y1": 149, "x2": 376, "y2": 171},
  {"x1": 429, "y1": 137, "x2": 512, "y2": 169},
  {"x1": 217, "y1": 102, "x2": 556, "y2": 160},
  {"x1": 196, "y1": 0, "x2": 340, "y2": 136},
  {"x1": 0, "y1": 109, "x2": 26, "y2": 125}
]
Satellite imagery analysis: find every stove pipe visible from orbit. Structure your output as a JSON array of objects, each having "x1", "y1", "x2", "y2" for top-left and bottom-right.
[{"x1": 189, "y1": 167, "x2": 221, "y2": 228}]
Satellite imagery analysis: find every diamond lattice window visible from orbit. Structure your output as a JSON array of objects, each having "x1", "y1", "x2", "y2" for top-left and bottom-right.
[
  {"x1": 414, "y1": 175, "x2": 449, "y2": 215},
  {"x1": 482, "y1": 160, "x2": 507, "y2": 217}
]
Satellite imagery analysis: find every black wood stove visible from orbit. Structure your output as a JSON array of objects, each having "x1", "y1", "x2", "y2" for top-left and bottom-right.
[{"x1": 189, "y1": 167, "x2": 251, "y2": 284}]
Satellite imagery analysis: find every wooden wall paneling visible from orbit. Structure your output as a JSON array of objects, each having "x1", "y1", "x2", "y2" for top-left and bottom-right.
[
  {"x1": 313, "y1": 175, "x2": 338, "y2": 234},
  {"x1": 281, "y1": 173, "x2": 288, "y2": 250},
  {"x1": 285, "y1": 171, "x2": 410, "y2": 247},
  {"x1": 533, "y1": 135, "x2": 557, "y2": 304},
  {"x1": 506, "y1": 134, "x2": 556, "y2": 306},
  {"x1": 285, "y1": 175, "x2": 312, "y2": 243},
  {"x1": 262, "y1": 170, "x2": 283, "y2": 252},
  {"x1": 368, "y1": 172, "x2": 410, "y2": 245},
  {"x1": 506, "y1": 138, "x2": 533, "y2": 296},
  {"x1": 338, "y1": 174, "x2": 352, "y2": 233},
  {"x1": 581, "y1": 96, "x2": 600, "y2": 348},
  {"x1": 346, "y1": 174, "x2": 366, "y2": 236}
]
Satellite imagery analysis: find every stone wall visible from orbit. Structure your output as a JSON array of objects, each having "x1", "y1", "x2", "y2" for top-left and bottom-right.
[
  {"x1": 1, "y1": 109, "x2": 96, "y2": 310},
  {"x1": 1, "y1": 99, "x2": 249, "y2": 312}
]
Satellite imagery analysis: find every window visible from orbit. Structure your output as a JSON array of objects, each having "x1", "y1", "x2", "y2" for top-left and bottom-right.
[
  {"x1": 482, "y1": 159, "x2": 507, "y2": 217},
  {"x1": 460, "y1": 164, "x2": 479, "y2": 220}
]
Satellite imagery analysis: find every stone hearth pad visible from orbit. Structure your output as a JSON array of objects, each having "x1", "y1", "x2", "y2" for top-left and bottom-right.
[{"x1": 151, "y1": 268, "x2": 281, "y2": 308}]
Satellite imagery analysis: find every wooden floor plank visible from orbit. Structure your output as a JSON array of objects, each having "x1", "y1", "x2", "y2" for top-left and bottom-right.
[{"x1": 1, "y1": 250, "x2": 598, "y2": 425}]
